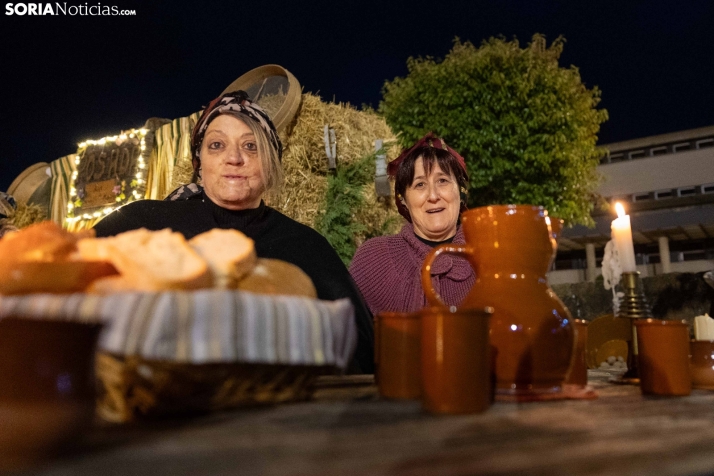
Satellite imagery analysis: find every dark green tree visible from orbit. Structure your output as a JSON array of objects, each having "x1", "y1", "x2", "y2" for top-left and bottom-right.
[{"x1": 380, "y1": 35, "x2": 608, "y2": 226}]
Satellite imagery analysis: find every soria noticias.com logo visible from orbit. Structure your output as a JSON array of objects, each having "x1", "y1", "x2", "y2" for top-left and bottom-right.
[{"x1": 5, "y1": 3, "x2": 136, "y2": 15}]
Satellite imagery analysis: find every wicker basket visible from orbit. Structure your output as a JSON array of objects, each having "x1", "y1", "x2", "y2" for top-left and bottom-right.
[{"x1": 96, "y1": 353, "x2": 329, "y2": 423}]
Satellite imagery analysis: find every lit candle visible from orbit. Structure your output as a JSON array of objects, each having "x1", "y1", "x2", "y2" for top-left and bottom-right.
[{"x1": 611, "y1": 202, "x2": 637, "y2": 272}]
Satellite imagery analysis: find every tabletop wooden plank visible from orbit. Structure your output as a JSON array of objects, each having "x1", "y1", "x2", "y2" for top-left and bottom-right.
[{"x1": 25, "y1": 371, "x2": 714, "y2": 476}]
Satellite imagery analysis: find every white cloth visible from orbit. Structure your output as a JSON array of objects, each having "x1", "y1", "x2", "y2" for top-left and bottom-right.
[{"x1": 0, "y1": 290, "x2": 356, "y2": 369}]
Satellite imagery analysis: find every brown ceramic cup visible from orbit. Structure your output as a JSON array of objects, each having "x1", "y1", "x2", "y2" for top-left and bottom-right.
[
  {"x1": 375, "y1": 311, "x2": 421, "y2": 399},
  {"x1": 0, "y1": 317, "x2": 103, "y2": 471},
  {"x1": 635, "y1": 319, "x2": 691, "y2": 396},
  {"x1": 690, "y1": 340, "x2": 714, "y2": 390},
  {"x1": 564, "y1": 319, "x2": 589, "y2": 387},
  {"x1": 421, "y1": 306, "x2": 493, "y2": 414}
]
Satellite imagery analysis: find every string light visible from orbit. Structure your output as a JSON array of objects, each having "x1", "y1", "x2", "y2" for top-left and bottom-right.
[{"x1": 66, "y1": 127, "x2": 150, "y2": 227}]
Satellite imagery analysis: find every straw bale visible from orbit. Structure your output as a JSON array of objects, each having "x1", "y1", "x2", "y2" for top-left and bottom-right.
[
  {"x1": 7, "y1": 203, "x2": 47, "y2": 229},
  {"x1": 171, "y1": 156, "x2": 195, "y2": 193},
  {"x1": 266, "y1": 93, "x2": 403, "y2": 241}
]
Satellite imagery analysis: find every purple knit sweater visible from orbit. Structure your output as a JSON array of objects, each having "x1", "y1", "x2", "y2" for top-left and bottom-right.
[{"x1": 349, "y1": 223, "x2": 475, "y2": 315}]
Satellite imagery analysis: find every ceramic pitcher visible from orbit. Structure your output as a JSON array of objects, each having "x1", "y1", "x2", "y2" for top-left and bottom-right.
[{"x1": 421, "y1": 204, "x2": 574, "y2": 395}]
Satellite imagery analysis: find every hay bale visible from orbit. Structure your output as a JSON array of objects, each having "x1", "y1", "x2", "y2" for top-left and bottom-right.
[
  {"x1": 7, "y1": 203, "x2": 47, "y2": 229},
  {"x1": 268, "y1": 93, "x2": 403, "y2": 241}
]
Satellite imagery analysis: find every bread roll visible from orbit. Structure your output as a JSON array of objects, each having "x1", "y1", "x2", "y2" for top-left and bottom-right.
[
  {"x1": 76, "y1": 236, "x2": 113, "y2": 262},
  {"x1": 82, "y1": 228, "x2": 211, "y2": 291},
  {"x1": 0, "y1": 221, "x2": 94, "y2": 263},
  {"x1": 85, "y1": 275, "x2": 137, "y2": 294},
  {"x1": 189, "y1": 229, "x2": 256, "y2": 289},
  {"x1": 236, "y1": 258, "x2": 317, "y2": 298},
  {"x1": 0, "y1": 261, "x2": 118, "y2": 295},
  {"x1": 0, "y1": 221, "x2": 118, "y2": 295}
]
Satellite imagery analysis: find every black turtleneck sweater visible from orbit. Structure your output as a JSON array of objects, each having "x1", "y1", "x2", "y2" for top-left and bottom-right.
[{"x1": 93, "y1": 194, "x2": 374, "y2": 373}]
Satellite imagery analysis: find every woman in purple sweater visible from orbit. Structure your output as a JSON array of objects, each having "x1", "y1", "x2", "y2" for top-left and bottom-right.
[{"x1": 349, "y1": 133, "x2": 475, "y2": 315}]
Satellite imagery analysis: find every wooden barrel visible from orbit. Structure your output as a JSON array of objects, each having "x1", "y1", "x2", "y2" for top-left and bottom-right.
[{"x1": 220, "y1": 64, "x2": 301, "y2": 134}]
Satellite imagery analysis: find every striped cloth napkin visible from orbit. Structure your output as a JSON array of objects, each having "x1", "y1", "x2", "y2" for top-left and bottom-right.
[{"x1": 0, "y1": 290, "x2": 356, "y2": 370}]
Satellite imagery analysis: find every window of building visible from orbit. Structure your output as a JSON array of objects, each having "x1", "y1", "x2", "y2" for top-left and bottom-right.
[
  {"x1": 655, "y1": 189, "x2": 674, "y2": 200},
  {"x1": 633, "y1": 192, "x2": 652, "y2": 202},
  {"x1": 650, "y1": 146, "x2": 669, "y2": 156},
  {"x1": 683, "y1": 250, "x2": 707, "y2": 261},
  {"x1": 673, "y1": 142, "x2": 692, "y2": 153},
  {"x1": 628, "y1": 150, "x2": 646, "y2": 160},
  {"x1": 696, "y1": 138, "x2": 714, "y2": 149},
  {"x1": 677, "y1": 187, "x2": 697, "y2": 197},
  {"x1": 609, "y1": 153, "x2": 624, "y2": 163},
  {"x1": 702, "y1": 183, "x2": 714, "y2": 194}
]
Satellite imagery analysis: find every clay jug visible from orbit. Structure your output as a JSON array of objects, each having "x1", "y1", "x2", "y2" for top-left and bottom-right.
[{"x1": 421, "y1": 205, "x2": 574, "y2": 395}]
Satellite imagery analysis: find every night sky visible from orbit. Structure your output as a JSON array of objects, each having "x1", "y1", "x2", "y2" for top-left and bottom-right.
[{"x1": 1, "y1": 0, "x2": 713, "y2": 192}]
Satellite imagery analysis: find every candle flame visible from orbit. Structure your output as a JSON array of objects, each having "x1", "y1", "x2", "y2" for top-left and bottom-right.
[{"x1": 615, "y1": 202, "x2": 626, "y2": 218}]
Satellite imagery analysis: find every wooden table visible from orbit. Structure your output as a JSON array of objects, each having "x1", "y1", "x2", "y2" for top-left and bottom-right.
[{"x1": 27, "y1": 371, "x2": 714, "y2": 476}]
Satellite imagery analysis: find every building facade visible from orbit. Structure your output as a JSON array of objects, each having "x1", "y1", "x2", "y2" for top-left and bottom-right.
[{"x1": 549, "y1": 126, "x2": 714, "y2": 285}]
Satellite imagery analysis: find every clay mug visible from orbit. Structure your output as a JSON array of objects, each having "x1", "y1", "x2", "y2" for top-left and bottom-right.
[
  {"x1": 421, "y1": 306, "x2": 494, "y2": 414},
  {"x1": 690, "y1": 340, "x2": 714, "y2": 390},
  {"x1": 635, "y1": 319, "x2": 691, "y2": 396},
  {"x1": 564, "y1": 319, "x2": 589, "y2": 387},
  {"x1": 375, "y1": 311, "x2": 421, "y2": 399},
  {"x1": 421, "y1": 205, "x2": 574, "y2": 395},
  {"x1": 0, "y1": 317, "x2": 103, "y2": 471}
]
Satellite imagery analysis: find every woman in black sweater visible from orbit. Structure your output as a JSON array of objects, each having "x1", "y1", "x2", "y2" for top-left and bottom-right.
[{"x1": 94, "y1": 90, "x2": 374, "y2": 373}]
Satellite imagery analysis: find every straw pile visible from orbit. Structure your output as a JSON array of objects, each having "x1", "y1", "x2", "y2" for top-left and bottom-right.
[
  {"x1": 170, "y1": 154, "x2": 195, "y2": 193},
  {"x1": 173, "y1": 93, "x2": 404, "y2": 246},
  {"x1": 256, "y1": 92, "x2": 286, "y2": 119},
  {"x1": 268, "y1": 93, "x2": 403, "y2": 244},
  {"x1": 5, "y1": 203, "x2": 46, "y2": 229}
]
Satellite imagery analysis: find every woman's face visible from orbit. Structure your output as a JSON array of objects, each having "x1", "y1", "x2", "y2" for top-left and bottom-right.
[
  {"x1": 200, "y1": 114, "x2": 265, "y2": 210},
  {"x1": 403, "y1": 157, "x2": 461, "y2": 241}
]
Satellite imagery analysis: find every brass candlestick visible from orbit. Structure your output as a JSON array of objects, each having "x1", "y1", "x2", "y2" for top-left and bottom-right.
[{"x1": 617, "y1": 271, "x2": 653, "y2": 381}]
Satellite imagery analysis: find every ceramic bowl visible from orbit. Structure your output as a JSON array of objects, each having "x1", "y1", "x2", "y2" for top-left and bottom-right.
[{"x1": 0, "y1": 317, "x2": 102, "y2": 471}]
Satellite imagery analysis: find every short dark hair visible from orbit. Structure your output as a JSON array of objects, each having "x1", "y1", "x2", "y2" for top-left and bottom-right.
[{"x1": 393, "y1": 145, "x2": 469, "y2": 201}]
